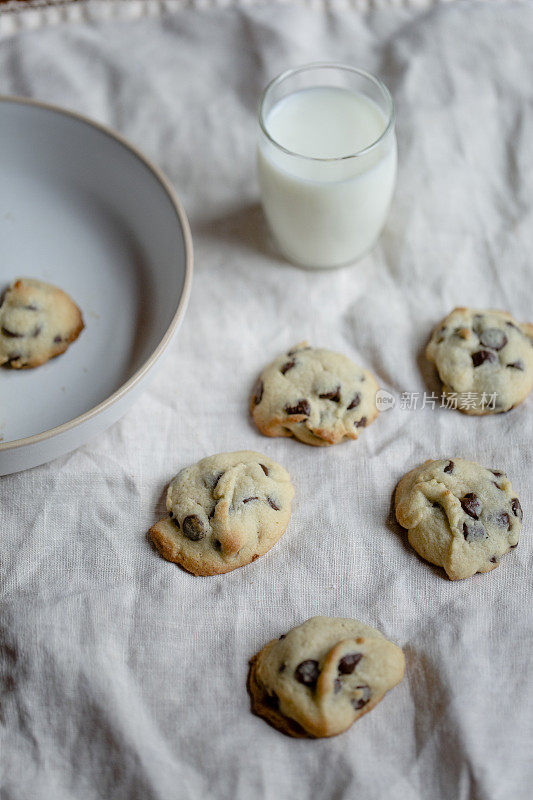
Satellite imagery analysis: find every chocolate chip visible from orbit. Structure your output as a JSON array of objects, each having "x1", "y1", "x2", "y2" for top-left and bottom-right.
[
  {"x1": 495, "y1": 511, "x2": 511, "y2": 530},
  {"x1": 334, "y1": 678, "x2": 343, "y2": 694},
  {"x1": 53, "y1": 335, "x2": 63, "y2": 344},
  {"x1": 338, "y1": 653, "x2": 362, "y2": 675},
  {"x1": 510, "y1": 543, "x2": 518, "y2": 549},
  {"x1": 472, "y1": 350, "x2": 498, "y2": 367},
  {"x1": 479, "y1": 328, "x2": 507, "y2": 351},
  {"x1": 252, "y1": 380, "x2": 263, "y2": 406},
  {"x1": 259, "y1": 463, "x2": 269, "y2": 476},
  {"x1": 267, "y1": 497, "x2": 280, "y2": 511},
  {"x1": 490, "y1": 556, "x2": 499, "y2": 564},
  {"x1": 355, "y1": 417, "x2": 367, "y2": 428},
  {"x1": 506, "y1": 360, "x2": 525, "y2": 370},
  {"x1": 213, "y1": 539, "x2": 222, "y2": 551},
  {"x1": 280, "y1": 359, "x2": 296, "y2": 375},
  {"x1": 461, "y1": 493, "x2": 481, "y2": 520},
  {"x1": 444, "y1": 460, "x2": 454, "y2": 474},
  {"x1": 278, "y1": 634, "x2": 286, "y2": 640},
  {"x1": 182, "y1": 515, "x2": 206, "y2": 541},
  {"x1": 265, "y1": 691, "x2": 279, "y2": 710},
  {"x1": 347, "y1": 393, "x2": 361, "y2": 410},
  {"x1": 279, "y1": 663, "x2": 286, "y2": 673},
  {"x1": 169, "y1": 511, "x2": 173, "y2": 518},
  {"x1": 294, "y1": 660, "x2": 319, "y2": 688},
  {"x1": 511, "y1": 498, "x2": 523, "y2": 521},
  {"x1": 491, "y1": 470, "x2": 503, "y2": 477},
  {"x1": 352, "y1": 685, "x2": 371, "y2": 711},
  {"x1": 319, "y1": 386, "x2": 341, "y2": 402},
  {"x1": 463, "y1": 521, "x2": 488, "y2": 542},
  {"x1": 285, "y1": 400, "x2": 311, "y2": 417},
  {"x1": 23, "y1": 304, "x2": 38, "y2": 311},
  {"x1": 32, "y1": 325, "x2": 42, "y2": 337},
  {"x1": 1, "y1": 327, "x2": 23, "y2": 338},
  {"x1": 243, "y1": 496, "x2": 259, "y2": 504}
]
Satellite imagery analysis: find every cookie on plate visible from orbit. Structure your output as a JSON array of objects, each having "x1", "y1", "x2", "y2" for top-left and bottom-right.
[
  {"x1": 251, "y1": 342, "x2": 379, "y2": 446},
  {"x1": 0, "y1": 278, "x2": 84, "y2": 369},
  {"x1": 149, "y1": 451, "x2": 294, "y2": 576},
  {"x1": 395, "y1": 458, "x2": 522, "y2": 580},
  {"x1": 248, "y1": 616, "x2": 405, "y2": 738},
  {"x1": 426, "y1": 307, "x2": 533, "y2": 414}
]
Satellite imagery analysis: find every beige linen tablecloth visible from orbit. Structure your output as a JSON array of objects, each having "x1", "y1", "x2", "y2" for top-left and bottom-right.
[{"x1": 1, "y1": 1, "x2": 532, "y2": 798}]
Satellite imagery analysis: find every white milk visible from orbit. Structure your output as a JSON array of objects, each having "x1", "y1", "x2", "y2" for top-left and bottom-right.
[{"x1": 258, "y1": 86, "x2": 397, "y2": 269}]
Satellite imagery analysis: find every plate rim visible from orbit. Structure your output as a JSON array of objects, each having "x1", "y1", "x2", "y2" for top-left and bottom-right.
[{"x1": 0, "y1": 93, "x2": 193, "y2": 452}]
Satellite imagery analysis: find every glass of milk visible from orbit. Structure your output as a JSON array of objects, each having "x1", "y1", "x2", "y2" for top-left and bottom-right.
[{"x1": 257, "y1": 63, "x2": 397, "y2": 269}]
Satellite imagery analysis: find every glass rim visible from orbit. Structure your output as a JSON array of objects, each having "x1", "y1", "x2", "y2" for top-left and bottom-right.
[{"x1": 258, "y1": 62, "x2": 395, "y2": 162}]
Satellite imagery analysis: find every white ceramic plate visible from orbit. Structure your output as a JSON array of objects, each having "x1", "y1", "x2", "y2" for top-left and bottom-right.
[{"x1": 0, "y1": 96, "x2": 193, "y2": 475}]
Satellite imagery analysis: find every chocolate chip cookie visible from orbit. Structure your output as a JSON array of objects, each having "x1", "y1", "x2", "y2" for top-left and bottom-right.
[
  {"x1": 149, "y1": 451, "x2": 294, "y2": 576},
  {"x1": 0, "y1": 278, "x2": 84, "y2": 369},
  {"x1": 426, "y1": 307, "x2": 533, "y2": 414},
  {"x1": 248, "y1": 616, "x2": 405, "y2": 738},
  {"x1": 395, "y1": 458, "x2": 522, "y2": 580},
  {"x1": 251, "y1": 343, "x2": 379, "y2": 446}
]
